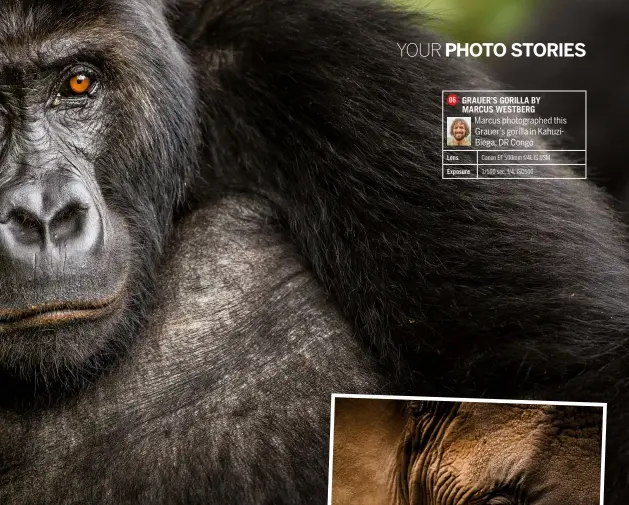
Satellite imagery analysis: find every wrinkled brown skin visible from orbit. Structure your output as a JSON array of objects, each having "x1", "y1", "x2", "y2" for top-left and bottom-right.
[
  {"x1": 332, "y1": 399, "x2": 406, "y2": 505},
  {"x1": 331, "y1": 399, "x2": 602, "y2": 505}
]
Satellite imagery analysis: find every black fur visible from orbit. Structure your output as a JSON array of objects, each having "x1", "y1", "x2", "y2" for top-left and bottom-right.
[{"x1": 0, "y1": 0, "x2": 626, "y2": 503}]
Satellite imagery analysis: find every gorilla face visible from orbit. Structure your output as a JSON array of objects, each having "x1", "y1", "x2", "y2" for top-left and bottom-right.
[{"x1": 0, "y1": 0, "x2": 197, "y2": 381}]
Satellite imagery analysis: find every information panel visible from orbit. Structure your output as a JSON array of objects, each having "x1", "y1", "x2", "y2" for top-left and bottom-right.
[{"x1": 441, "y1": 90, "x2": 586, "y2": 179}]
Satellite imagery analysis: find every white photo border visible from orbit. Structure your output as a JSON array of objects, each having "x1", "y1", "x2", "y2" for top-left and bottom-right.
[{"x1": 327, "y1": 393, "x2": 607, "y2": 505}]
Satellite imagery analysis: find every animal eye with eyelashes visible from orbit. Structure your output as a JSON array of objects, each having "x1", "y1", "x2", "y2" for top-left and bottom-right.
[{"x1": 55, "y1": 67, "x2": 100, "y2": 101}]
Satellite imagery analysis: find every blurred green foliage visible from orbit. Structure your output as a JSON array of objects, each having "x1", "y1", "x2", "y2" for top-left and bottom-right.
[{"x1": 394, "y1": 0, "x2": 540, "y2": 42}]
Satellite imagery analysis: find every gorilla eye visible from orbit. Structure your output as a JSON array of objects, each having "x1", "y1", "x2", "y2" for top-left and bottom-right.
[
  {"x1": 68, "y1": 74, "x2": 92, "y2": 95},
  {"x1": 53, "y1": 68, "x2": 99, "y2": 105}
]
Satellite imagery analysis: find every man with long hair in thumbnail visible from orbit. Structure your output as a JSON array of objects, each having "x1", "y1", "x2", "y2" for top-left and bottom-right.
[{"x1": 448, "y1": 117, "x2": 471, "y2": 146}]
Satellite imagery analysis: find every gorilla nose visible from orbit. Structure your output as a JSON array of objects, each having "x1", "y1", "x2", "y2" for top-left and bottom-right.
[{"x1": 0, "y1": 179, "x2": 102, "y2": 258}]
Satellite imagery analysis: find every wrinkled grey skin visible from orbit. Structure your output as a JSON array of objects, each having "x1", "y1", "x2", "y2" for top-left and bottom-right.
[
  {"x1": 332, "y1": 399, "x2": 603, "y2": 505},
  {"x1": 0, "y1": 197, "x2": 386, "y2": 504}
]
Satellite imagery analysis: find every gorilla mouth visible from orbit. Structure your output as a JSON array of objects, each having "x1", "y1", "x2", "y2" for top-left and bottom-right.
[{"x1": 0, "y1": 296, "x2": 122, "y2": 330}]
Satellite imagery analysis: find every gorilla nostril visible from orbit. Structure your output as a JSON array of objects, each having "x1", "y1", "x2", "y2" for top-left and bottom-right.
[
  {"x1": 50, "y1": 202, "x2": 89, "y2": 245},
  {"x1": 6, "y1": 209, "x2": 44, "y2": 246},
  {"x1": 9, "y1": 209, "x2": 42, "y2": 229}
]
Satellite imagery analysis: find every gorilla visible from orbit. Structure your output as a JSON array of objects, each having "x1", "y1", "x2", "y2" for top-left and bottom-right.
[{"x1": 0, "y1": 0, "x2": 627, "y2": 503}]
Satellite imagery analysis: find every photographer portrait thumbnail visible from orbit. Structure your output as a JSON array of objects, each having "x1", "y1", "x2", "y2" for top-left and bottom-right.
[{"x1": 447, "y1": 117, "x2": 472, "y2": 146}]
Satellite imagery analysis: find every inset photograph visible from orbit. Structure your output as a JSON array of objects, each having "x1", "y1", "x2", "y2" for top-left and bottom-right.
[
  {"x1": 329, "y1": 395, "x2": 605, "y2": 505},
  {"x1": 447, "y1": 116, "x2": 472, "y2": 146}
]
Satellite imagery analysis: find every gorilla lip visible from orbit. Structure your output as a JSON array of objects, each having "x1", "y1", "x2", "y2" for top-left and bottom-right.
[{"x1": 0, "y1": 296, "x2": 121, "y2": 330}]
